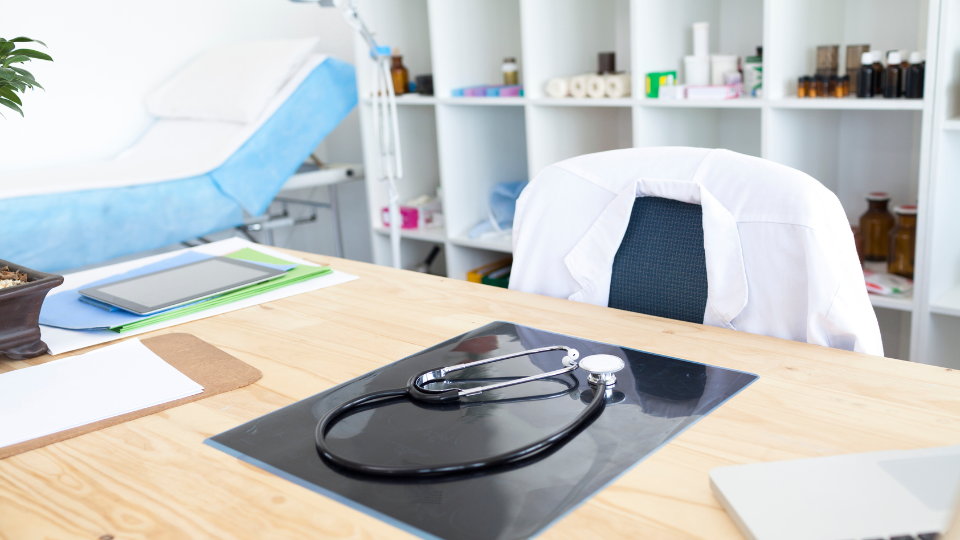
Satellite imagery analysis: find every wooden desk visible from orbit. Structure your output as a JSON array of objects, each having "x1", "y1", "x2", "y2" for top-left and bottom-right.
[{"x1": 3, "y1": 250, "x2": 960, "y2": 540}]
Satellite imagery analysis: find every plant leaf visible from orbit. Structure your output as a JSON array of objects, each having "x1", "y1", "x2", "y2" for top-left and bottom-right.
[
  {"x1": 0, "y1": 97, "x2": 23, "y2": 116},
  {"x1": 3, "y1": 55, "x2": 31, "y2": 67},
  {"x1": 9, "y1": 37, "x2": 47, "y2": 47},
  {"x1": 0, "y1": 87, "x2": 22, "y2": 105},
  {"x1": 11, "y1": 67, "x2": 35, "y2": 81},
  {"x1": 0, "y1": 42, "x2": 14, "y2": 56},
  {"x1": 0, "y1": 67, "x2": 14, "y2": 81},
  {"x1": 14, "y1": 49, "x2": 52, "y2": 62}
]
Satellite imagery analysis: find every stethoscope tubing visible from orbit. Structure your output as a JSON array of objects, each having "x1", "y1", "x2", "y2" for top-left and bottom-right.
[{"x1": 315, "y1": 379, "x2": 607, "y2": 477}]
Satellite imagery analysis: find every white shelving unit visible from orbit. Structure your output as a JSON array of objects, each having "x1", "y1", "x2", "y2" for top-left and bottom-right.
[
  {"x1": 355, "y1": 0, "x2": 952, "y2": 364},
  {"x1": 919, "y1": 0, "x2": 960, "y2": 366}
]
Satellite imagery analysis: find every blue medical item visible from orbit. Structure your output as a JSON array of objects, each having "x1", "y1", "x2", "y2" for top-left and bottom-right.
[
  {"x1": 467, "y1": 180, "x2": 529, "y2": 239},
  {"x1": 39, "y1": 252, "x2": 295, "y2": 330},
  {"x1": 1, "y1": 57, "x2": 357, "y2": 272}
]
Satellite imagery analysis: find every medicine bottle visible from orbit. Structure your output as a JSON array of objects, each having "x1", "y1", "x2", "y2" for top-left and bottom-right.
[
  {"x1": 857, "y1": 52, "x2": 875, "y2": 98},
  {"x1": 798, "y1": 77, "x2": 810, "y2": 97},
  {"x1": 871, "y1": 52, "x2": 885, "y2": 97},
  {"x1": 829, "y1": 75, "x2": 840, "y2": 98},
  {"x1": 859, "y1": 192, "x2": 895, "y2": 262},
  {"x1": 887, "y1": 204, "x2": 917, "y2": 279},
  {"x1": 502, "y1": 57, "x2": 518, "y2": 85},
  {"x1": 905, "y1": 52, "x2": 924, "y2": 99},
  {"x1": 391, "y1": 49, "x2": 408, "y2": 96},
  {"x1": 815, "y1": 75, "x2": 829, "y2": 98},
  {"x1": 883, "y1": 51, "x2": 902, "y2": 98},
  {"x1": 841, "y1": 75, "x2": 850, "y2": 97},
  {"x1": 899, "y1": 51, "x2": 910, "y2": 96}
]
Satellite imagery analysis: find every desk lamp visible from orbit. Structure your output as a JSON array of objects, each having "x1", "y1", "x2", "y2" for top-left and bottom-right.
[{"x1": 291, "y1": 0, "x2": 404, "y2": 269}]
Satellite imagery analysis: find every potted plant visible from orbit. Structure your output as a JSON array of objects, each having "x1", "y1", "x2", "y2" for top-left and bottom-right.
[
  {"x1": 0, "y1": 263, "x2": 63, "y2": 359},
  {"x1": 0, "y1": 37, "x2": 61, "y2": 359},
  {"x1": 0, "y1": 36, "x2": 52, "y2": 116}
]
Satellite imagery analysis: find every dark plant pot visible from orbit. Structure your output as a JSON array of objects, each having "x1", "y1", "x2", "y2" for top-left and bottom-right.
[{"x1": 0, "y1": 259, "x2": 63, "y2": 360}]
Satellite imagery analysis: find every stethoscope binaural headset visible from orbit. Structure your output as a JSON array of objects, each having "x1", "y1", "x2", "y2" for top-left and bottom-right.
[{"x1": 316, "y1": 346, "x2": 626, "y2": 477}]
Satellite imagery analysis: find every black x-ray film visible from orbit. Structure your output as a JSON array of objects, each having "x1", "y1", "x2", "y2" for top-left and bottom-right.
[{"x1": 207, "y1": 321, "x2": 757, "y2": 540}]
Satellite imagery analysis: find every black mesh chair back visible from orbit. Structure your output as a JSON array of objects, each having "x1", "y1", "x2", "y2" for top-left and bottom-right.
[{"x1": 608, "y1": 197, "x2": 708, "y2": 324}]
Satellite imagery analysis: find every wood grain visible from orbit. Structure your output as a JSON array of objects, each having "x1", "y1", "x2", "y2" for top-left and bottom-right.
[{"x1": 2, "y1": 249, "x2": 960, "y2": 540}]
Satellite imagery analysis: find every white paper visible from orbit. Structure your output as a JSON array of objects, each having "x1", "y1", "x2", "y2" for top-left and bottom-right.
[
  {"x1": 0, "y1": 339, "x2": 203, "y2": 449},
  {"x1": 40, "y1": 237, "x2": 359, "y2": 355}
]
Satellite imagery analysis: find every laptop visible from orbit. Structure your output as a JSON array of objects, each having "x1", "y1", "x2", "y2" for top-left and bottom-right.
[{"x1": 710, "y1": 445, "x2": 960, "y2": 540}]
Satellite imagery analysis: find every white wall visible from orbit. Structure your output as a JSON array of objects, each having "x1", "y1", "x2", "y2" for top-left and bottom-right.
[{"x1": 0, "y1": 0, "x2": 371, "y2": 261}]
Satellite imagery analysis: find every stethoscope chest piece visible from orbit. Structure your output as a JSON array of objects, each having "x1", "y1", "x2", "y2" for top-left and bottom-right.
[{"x1": 578, "y1": 354, "x2": 625, "y2": 393}]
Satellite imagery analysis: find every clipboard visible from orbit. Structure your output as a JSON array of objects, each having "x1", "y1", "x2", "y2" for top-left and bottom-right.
[{"x1": 0, "y1": 333, "x2": 261, "y2": 460}]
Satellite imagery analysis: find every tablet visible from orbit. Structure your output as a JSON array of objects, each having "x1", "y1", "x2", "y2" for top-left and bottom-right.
[{"x1": 79, "y1": 257, "x2": 286, "y2": 315}]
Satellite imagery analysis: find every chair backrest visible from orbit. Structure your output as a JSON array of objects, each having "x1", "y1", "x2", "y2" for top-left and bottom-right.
[{"x1": 608, "y1": 196, "x2": 708, "y2": 323}]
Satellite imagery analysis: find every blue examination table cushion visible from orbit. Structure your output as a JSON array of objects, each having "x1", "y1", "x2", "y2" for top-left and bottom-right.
[{"x1": 1, "y1": 57, "x2": 356, "y2": 272}]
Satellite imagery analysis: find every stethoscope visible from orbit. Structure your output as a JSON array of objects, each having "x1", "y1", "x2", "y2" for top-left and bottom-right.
[{"x1": 315, "y1": 346, "x2": 626, "y2": 477}]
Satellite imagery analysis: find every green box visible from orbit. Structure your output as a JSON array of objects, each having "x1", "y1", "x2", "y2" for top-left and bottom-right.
[{"x1": 645, "y1": 71, "x2": 677, "y2": 98}]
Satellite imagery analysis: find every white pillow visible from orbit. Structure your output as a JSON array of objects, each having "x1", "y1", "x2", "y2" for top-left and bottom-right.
[{"x1": 146, "y1": 37, "x2": 320, "y2": 124}]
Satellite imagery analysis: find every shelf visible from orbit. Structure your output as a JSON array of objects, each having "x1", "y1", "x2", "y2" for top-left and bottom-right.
[
  {"x1": 440, "y1": 97, "x2": 526, "y2": 106},
  {"x1": 448, "y1": 233, "x2": 513, "y2": 253},
  {"x1": 638, "y1": 98, "x2": 762, "y2": 109},
  {"x1": 527, "y1": 97, "x2": 635, "y2": 107},
  {"x1": 360, "y1": 95, "x2": 438, "y2": 106},
  {"x1": 869, "y1": 292, "x2": 914, "y2": 312},
  {"x1": 769, "y1": 98, "x2": 925, "y2": 110},
  {"x1": 944, "y1": 118, "x2": 960, "y2": 131},
  {"x1": 373, "y1": 225, "x2": 447, "y2": 243},
  {"x1": 931, "y1": 287, "x2": 960, "y2": 318}
]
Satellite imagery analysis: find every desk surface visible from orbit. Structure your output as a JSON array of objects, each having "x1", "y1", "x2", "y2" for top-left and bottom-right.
[{"x1": 3, "y1": 249, "x2": 960, "y2": 540}]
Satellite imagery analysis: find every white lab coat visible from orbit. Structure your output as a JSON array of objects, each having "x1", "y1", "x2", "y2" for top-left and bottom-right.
[{"x1": 509, "y1": 147, "x2": 883, "y2": 356}]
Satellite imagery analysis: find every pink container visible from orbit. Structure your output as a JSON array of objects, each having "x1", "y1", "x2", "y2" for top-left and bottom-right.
[{"x1": 381, "y1": 206, "x2": 419, "y2": 229}]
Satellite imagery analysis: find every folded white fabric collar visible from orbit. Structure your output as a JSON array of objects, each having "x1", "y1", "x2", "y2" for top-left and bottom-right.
[{"x1": 557, "y1": 150, "x2": 749, "y2": 328}]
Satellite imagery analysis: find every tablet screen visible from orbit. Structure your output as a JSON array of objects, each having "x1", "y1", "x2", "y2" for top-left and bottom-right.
[{"x1": 81, "y1": 257, "x2": 284, "y2": 314}]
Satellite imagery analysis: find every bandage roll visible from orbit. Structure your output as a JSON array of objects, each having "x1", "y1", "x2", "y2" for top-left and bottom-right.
[
  {"x1": 604, "y1": 73, "x2": 631, "y2": 98},
  {"x1": 546, "y1": 77, "x2": 570, "y2": 98},
  {"x1": 586, "y1": 74, "x2": 606, "y2": 98},
  {"x1": 569, "y1": 74, "x2": 590, "y2": 98}
]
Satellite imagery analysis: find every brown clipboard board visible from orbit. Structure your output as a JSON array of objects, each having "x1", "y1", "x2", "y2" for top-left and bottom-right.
[{"x1": 0, "y1": 333, "x2": 262, "y2": 460}]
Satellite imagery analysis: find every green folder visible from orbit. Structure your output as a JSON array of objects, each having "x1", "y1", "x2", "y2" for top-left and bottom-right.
[{"x1": 110, "y1": 248, "x2": 332, "y2": 333}]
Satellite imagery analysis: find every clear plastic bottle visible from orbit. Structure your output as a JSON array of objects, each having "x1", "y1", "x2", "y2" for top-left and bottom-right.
[
  {"x1": 502, "y1": 57, "x2": 518, "y2": 85},
  {"x1": 887, "y1": 204, "x2": 917, "y2": 279},
  {"x1": 860, "y1": 192, "x2": 895, "y2": 262}
]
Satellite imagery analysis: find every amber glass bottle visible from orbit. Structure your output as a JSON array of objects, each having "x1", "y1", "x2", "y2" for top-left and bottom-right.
[
  {"x1": 887, "y1": 204, "x2": 917, "y2": 279},
  {"x1": 860, "y1": 192, "x2": 895, "y2": 261},
  {"x1": 390, "y1": 49, "x2": 408, "y2": 96}
]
